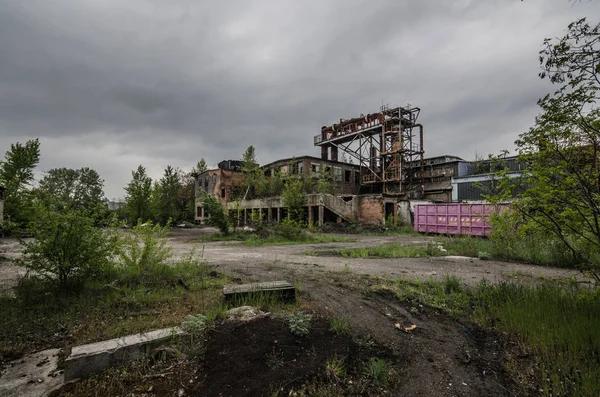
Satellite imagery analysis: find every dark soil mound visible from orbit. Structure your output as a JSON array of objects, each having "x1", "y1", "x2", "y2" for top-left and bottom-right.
[{"x1": 197, "y1": 316, "x2": 391, "y2": 396}]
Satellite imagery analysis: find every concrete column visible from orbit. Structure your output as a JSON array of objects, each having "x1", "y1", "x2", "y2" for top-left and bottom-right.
[
  {"x1": 268, "y1": 207, "x2": 272, "y2": 222},
  {"x1": 308, "y1": 205, "x2": 313, "y2": 226},
  {"x1": 277, "y1": 207, "x2": 281, "y2": 223},
  {"x1": 243, "y1": 209, "x2": 247, "y2": 226},
  {"x1": 318, "y1": 205, "x2": 324, "y2": 227}
]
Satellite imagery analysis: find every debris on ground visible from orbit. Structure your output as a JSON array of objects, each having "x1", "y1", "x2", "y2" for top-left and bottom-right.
[{"x1": 226, "y1": 306, "x2": 270, "y2": 322}]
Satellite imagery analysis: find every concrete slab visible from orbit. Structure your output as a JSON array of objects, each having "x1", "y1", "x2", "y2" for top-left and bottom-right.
[
  {"x1": 64, "y1": 327, "x2": 184, "y2": 381},
  {"x1": 223, "y1": 281, "x2": 295, "y2": 303},
  {"x1": 0, "y1": 349, "x2": 63, "y2": 397}
]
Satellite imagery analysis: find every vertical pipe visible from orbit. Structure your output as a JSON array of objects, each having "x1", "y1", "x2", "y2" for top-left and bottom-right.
[{"x1": 416, "y1": 124, "x2": 424, "y2": 199}]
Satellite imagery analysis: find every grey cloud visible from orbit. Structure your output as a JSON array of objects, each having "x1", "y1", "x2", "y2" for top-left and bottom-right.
[{"x1": 1, "y1": 0, "x2": 599, "y2": 197}]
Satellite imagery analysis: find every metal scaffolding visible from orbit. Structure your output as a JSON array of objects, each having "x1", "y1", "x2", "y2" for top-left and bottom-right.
[{"x1": 314, "y1": 104, "x2": 424, "y2": 196}]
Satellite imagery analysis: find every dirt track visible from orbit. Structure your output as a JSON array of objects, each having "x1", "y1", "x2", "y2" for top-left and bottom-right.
[
  {"x1": 167, "y1": 228, "x2": 582, "y2": 287},
  {"x1": 164, "y1": 229, "x2": 583, "y2": 396}
]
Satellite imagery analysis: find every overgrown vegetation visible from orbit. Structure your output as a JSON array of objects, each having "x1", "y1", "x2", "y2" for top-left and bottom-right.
[
  {"x1": 337, "y1": 241, "x2": 443, "y2": 259},
  {"x1": 199, "y1": 224, "x2": 352, "y2": 246},
  {"x1": 489, "y1": 16, "x2": 600, "y2": 281},
  {"x1": 15, "y1": 206, "x2": 121, "y2": 290},
  {"x1": 0, "y1": 221, "x2": 227, "y2": 361}
]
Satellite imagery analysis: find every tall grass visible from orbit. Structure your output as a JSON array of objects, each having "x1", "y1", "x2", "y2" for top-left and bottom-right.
[
  {"x1": 473, "y1": 282, "x2": 600, "y2": 396},
  {"x1": 338, "y1": 242, "x2": 443, "y2": 259},
  {"x1": 439, "y1": 235, "x2": 578, "y2": 268}
]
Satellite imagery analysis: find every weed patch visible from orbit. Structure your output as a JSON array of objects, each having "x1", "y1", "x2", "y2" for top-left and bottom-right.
[{"x1": 337, "y1": 242, "x2": 443, "y2": 259}]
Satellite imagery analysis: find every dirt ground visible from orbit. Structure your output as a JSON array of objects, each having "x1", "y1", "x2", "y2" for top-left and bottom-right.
[
  {"x1": 0, "y1": 229, "x2": 584, "y2": 396},
  {"x1": 163, "y1": 228, "x2": 579, "y2": 396}
]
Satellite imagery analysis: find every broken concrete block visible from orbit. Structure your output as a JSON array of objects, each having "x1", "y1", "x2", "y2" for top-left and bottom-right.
[
  {"x1": 223, "y1": 281, "x2": 295, "y2": 303},
  {"x1": 64, "y1": 327, "x2": 184, "y2": 381}
]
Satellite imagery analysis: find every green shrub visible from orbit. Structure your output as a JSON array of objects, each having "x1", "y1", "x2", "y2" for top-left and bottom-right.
[
  {"x1": 277, "y1": 218, "x2": 303, "y2": 240},
  {"x1": 118, "y1": 220, "x2": 172, "y2": 277},
  {"x1": 288, "y1": 311, "x2": 312, "y2": 337},
  {"x1": 201, "y1": 193, "x2": 229, "y2": 234},
  {"x1": 16, "y1": 207, "x2": 120, "y2": 291}
]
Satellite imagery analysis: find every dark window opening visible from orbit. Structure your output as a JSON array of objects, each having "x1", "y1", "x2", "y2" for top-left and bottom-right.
[
  {"x1": 221, "y1": 188, "x2": 226, "y2": 198},
  {"x1": 344, "y1": 170, "x2": 351, "y2": 183},
  {"x1": 354, "y1": 171, "x2": 360, "y2": 184}
]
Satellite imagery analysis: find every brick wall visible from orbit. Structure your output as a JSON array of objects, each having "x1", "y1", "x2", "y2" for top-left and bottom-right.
[{"x1": 359, "y1": 196, "x2": 383, "y2": 225}]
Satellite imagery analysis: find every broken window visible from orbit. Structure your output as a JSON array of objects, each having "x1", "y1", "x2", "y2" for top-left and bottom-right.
[
  {"x1": 311, "y1": 163, "x2": 320, "y2": 177},
  {"x1": 344, "y1": 170, "x2": 351, "y2": 183},
  {"x1": 334, "y1": 167, "x2": 342, "y2": 182},
  {"x1": 204, "y1": 178, "x2": 208, "y2": 189},
  {"x1": 297, "y1": 161, "x2": 303, "y2": 175},
  {"x1": 221, "y1": 188, "x2": 226, "y2": 198}
]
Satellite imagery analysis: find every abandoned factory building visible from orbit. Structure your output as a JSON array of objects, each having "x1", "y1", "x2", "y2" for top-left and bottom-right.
[{"x1": 194, "y1": 104, "x2": 523, "y2": 227}]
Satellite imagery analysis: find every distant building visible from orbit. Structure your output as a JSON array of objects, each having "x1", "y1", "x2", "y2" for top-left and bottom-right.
[{"x1": 195, "y1": 162, "x2": 244, "y2": 223}]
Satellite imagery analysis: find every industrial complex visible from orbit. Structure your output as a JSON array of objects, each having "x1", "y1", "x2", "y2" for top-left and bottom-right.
[{"x1": 195, "y1": 104, "x2": 520, "y2": 227}]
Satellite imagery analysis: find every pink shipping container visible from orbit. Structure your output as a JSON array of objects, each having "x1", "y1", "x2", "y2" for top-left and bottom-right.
[{"x1": 413, "y1": 203, "x2": 507, "y2": 237}]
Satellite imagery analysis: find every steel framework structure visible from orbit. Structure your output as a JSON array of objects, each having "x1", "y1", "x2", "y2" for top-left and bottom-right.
[{"x1": 314, "y1": 104, "x2": 424, "y2": 196}]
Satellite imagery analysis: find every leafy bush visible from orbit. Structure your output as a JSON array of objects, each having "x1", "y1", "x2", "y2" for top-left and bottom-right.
[
  {"x1": 16, "y1": 207, "x2": 120, "y2": 291},
  {"x1": 288, "y1": 311, "x2": 312, "y2": 337},
  {"x1": 119, "y1": 220, "x2": 172, "y2": 278},
  {"x1": 277, "y1": 218, "x2": 303, "y2": 240}
]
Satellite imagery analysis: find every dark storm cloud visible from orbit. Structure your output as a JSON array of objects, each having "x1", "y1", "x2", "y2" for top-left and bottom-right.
[{"x1": 0, "y1": 0, "x2": 599, "y2": 197}]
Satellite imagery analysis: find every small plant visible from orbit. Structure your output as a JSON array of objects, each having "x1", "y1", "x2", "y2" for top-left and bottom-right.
[
  {"x1": 363, "y1": 358, "x2": 391, "y2": 387},
  {"x1": 325, "y1": 355, "x2": 346, "y2": 380},
  {"x1": 265, "y1": 349, "x2": 285, "y2": 370},
  {"x1": 329, "y1": 316, "x2": 350, "y2": 335},
  {"x1": 477, "y1": 250, "x2": 492, "y2": 260},
  {"x1": 443, "y1": 275, "x2": 462, "y2": 294},
  {"x1": 288, "y1": 311, "x2": 312, "y2": 337},
  {"x1": 181, "y1": 314, "x2": 208, "y2": 358},
  {"x1": 343, "y1": 263, "x2": 351, "y2": 274},
  {"x1": 358, "y1": 334, "x2": 375, "y2": 349}
]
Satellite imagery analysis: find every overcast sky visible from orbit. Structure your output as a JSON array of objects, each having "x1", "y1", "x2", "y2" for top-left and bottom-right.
[{"x1": 1, "y1": 0, "x2": 599, "y2": 199}]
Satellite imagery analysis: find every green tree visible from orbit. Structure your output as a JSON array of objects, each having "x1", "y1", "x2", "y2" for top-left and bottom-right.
[
  {"x1": 177, "y1": 169, "x2": 196, "y2": 222},
  {"x1": 155, "y1": 166, "x2": 182, "y2": 225},
  {"x1": 282, "y1": 177, "x2": 305, "y2": 222},
  {"x1": 240, "y1": 145, "x2": 267, "y2": 199},
  {"x1": 201, "y1": 192, "x2": 229, "y2": 234},
  {"x1": 0, "y1": 139, "x2": 41, "y2": 227},
  {"x1": 37, "y1": 167, "x2": 106, "y2": 215},
  {"x1": 317, "y1": 165, "x2": 332, "y2": 194},
  {"x1": 497, "y1": 17, "x2": 600, "y2": 281},
  {"x1": 124, "y1": 165, "x2": 153, "y2": 224},
  {"x1": 191, "y1": 158, "x2": 208, "y2": 177}
]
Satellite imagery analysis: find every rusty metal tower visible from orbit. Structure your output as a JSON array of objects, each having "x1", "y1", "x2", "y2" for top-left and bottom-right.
[{"x1": 314, "y1": 104, "x2": 424, "y2": 196}]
